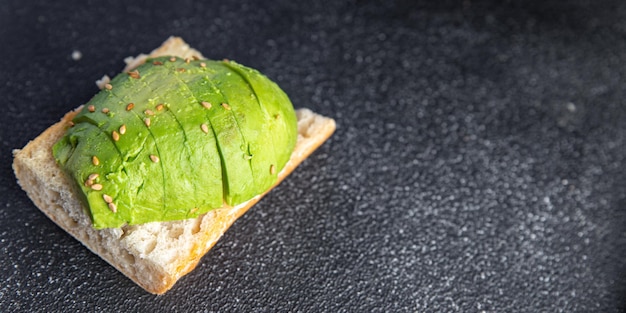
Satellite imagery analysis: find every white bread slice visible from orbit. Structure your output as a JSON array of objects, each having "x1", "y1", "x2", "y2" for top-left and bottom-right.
[{"x1": 12, "y1": 37, "x2": 336, "y2": 294}]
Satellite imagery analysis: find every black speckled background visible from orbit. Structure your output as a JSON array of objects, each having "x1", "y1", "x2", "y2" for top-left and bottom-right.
[{"x1": 2, "y1": 1, "x2": 626, "y2": 312}]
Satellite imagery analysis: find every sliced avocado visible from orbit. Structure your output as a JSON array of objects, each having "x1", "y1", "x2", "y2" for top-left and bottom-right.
[
  {"x1": 64, "y1": 91, "x2": 156, "y2": 226},
  {"x1": 122, "y1": 64, "x2": 193, "y2": 222},
  {"x1": 53, "y1": 56, "x2": 298, "y2": 228},
  {"x1": 104, "y1": 71, "x2": 167, "y2": 224},
  {"x1": 54, "y1": 122, "x2": 127, "y2": 228},
  {"x1": 158, "y1": 64, "x2": 224, "y2": 217},
  {"x1": 72, "y1": 84, "x2": 150, "y2": 164},
  {"x1": 153, "y1": 57, "x2": 258, "y2": 205},
  {"x1": 179, "y1": 70, "x2": 256, "y2": 205},
  {"x1": 106, "y1": 60, "x2": 203, "y2": 224},
  {"x1": 203, "y1": 61, "x2": 278, "y2": 194},
  {"x1": 138, "y1": 58, "x2": 223, "y2": 220},
  {"x1": 222, "y1": 61, "x2": 298, "y2": 172}
]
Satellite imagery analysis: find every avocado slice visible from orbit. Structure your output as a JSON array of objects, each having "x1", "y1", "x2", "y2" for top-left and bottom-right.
[
  {"x1": 178, "y1": 70, "x2": 255, "y2": 205},
  {"x1": 105, "y1": 60, "x2": 218, "y2": 223},
  {"x1": 149, "y1": 57, "x2": 258, "y2": 205},
  {"x1": 53, "y1": 122, "x2": 127, "y2": 228},
  {"x1": 140, "y1": 58, "x2": 223, "y2": 219},
  {"x1": 222, "y1": 61, "x2": 298, "y2": 172},
  {"x1": 103, "y1": 71, "x2": 169, "y2": 224},
  {"x1": 71, "y1": 76, "x2": 165, "y2": 226},
  {"x1": 53, "y1": 56, "x2": 297, "y2": 228},
  {"x1": 116, "y1": 64, "x2": 195, "y2": 222},
  {"x1": 202, "y1": 61, "x2": 279, "y2": 194}
]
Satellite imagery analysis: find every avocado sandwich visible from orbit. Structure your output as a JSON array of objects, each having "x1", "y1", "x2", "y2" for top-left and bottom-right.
[{"x1": 12, "y1": 37, "x2": 335, "y2": 294}]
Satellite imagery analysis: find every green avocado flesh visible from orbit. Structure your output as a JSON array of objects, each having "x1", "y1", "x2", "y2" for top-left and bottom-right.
[{"x1": 53, "y1": 56, "x2": 298, "y2": 229}]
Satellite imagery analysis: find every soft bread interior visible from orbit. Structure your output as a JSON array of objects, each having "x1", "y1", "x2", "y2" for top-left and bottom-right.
[{"x1": 12, "y1": 37, "x2": 336, "y2": 294}]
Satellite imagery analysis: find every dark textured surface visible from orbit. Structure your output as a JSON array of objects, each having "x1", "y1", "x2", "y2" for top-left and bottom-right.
[{"x1": 2, "y1": 1, "x2": 626, "y2": 312}]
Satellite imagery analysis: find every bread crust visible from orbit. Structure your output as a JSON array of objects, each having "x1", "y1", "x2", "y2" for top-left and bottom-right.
[{"x1": 12, "y1": 37, "x2": 335, "y2": 294}]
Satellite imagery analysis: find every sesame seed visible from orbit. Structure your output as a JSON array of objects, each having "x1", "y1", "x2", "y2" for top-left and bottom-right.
[
  {"x1": 144, "y1": 117, "x2": 151, "y2": 127},
  {"x1": 156, "y1": 104, "x2": 164, "y2": 111},
  {"x1": 101, "y1": 107, "x2": 110, "y2": 114},
  {"x1": 190, "y1": 207, "x2": 199, "y2": 214},
  {"x1": 119, "y1": 124, "x2": 126, "y2": 135},
  {"x1": 92, "y1": 156, "x2": 100, "y2": 166},
  {"x1": 169, "y1": 57, "x2": 176, "y2": 62},
  {"x1": 112, "y1": 130, "x2": 120, "y2": 141},
  {"x1": 84, "y1": 179, "x2": 94, "y2": 187},
  {"x1": 221, "y1": 103, "x2": 231, "y2": 110},
  {"x1": 223, "y1": 58, "x2": 230, "y2": 63},
  {"x1": 201, "y1": 101, "x2": 212, "y2": 109},
  {"x1": 201, "y1": 123, "x2": 209, "y2": 134},
  {"x1": 185, "y1": 58, "x2": 190, "y2": 64},
  {"x1": 200, "y1": 62, "x2": 206, "y2": 68},
  {"x1": 88, "y1": 173, "x2": 99, "y2": 181},
  {"x1": 126, "y1": 103, "x2": 135, "y2": 111},
  {"x1": 144, "y1": 109, "x2": 154, "y2": 116},
  {"x1": 275, "y1": 114, "x2": 281, "y2": 119},
  {"x1": 104, "y1": 83, "x2": 113, "y2": 90},
  {"x1": 177, "y1": 68, "x2": 186, "y2": 73},
  {"x1": 153, "y1": 61, "x2": 163, "y2": 65},
  {"x1": 68, "y1": 121, "x2": 75, "y2": 127},
  {"x1": 91, "y1": 183, "x2": 103, "y2": 191},
  {"x1": 270, "y1": 164, "x2": 276, "y2": 175},
  {"x1": 150, "y1": 154, "x2": 159, "y2": 163},
  {"x1": 108, "y1": 202, "x2": 117, "y2": 213},
  {"x1": 192, "y1": 56, "x2": 200, "y2": 61},
  {"x1": 128, "y1": 70, "x2": 140, "y2": 79},
  {"x1": 103, "y1": 194, "x2": 113, "y2": 203},
  {"x1": 88, "y1": 105, "x2": 95, "y2": 112}
]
